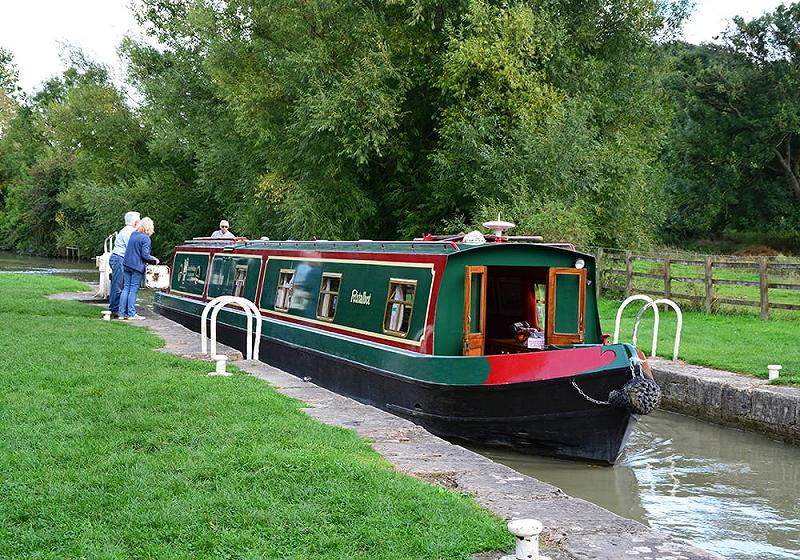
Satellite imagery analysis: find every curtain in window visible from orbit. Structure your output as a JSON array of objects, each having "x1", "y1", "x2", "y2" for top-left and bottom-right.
[{"x1": 389, "y1": 285, "x2": 404, "y2": 331}]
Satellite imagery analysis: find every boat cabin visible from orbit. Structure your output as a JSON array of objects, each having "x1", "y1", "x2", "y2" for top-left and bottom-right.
[{"x1": 166, "y1": 237, "x2": 600, "y2": 357}]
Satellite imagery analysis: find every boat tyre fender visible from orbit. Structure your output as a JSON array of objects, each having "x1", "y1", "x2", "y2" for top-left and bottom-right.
[{"x1": 609, "y1": 376, "x2": 661, "y2": 415}]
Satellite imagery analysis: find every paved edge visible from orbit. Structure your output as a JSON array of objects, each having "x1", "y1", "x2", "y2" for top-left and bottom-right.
[
  {"x1": 59, "y1": 292, "x2": 720, "y2": 560},
  {"x1": 650, "y1": 358, "x2": 799, "y2": 443}
]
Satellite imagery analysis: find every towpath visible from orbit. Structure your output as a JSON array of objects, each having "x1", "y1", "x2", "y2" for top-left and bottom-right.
[{"x1": 55, "y1": 290, "x2": 721, "y2": 560}]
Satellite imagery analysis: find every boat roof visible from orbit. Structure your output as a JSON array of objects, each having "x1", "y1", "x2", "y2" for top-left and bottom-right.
[{"x1": 180, "y1": 236, "x2": 584, "y2": 256}]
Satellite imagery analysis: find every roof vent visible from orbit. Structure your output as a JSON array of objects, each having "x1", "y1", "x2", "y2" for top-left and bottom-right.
[
  {"x1": 482, "y1": 216, "x2": 515, "y2": 239},
  {"x1": 462, "y1": 230, "x2": 486, "y2": 245}
]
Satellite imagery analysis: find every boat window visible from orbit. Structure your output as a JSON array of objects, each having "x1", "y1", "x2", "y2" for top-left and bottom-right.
[
  {"x1": 383, "y1": 279, "x2": 416, "y2": 337},
  {"x1": 275, "y1": 269, "x2": 295, "y2": 311},
  {"x1": 316, "y1": 273, "x2": 341, "y2": 320},
  {"x1": 232, "y1": 265, "x2": 248, "y2": 298}
]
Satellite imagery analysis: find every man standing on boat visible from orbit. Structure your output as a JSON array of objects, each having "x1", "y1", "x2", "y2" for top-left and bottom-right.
[
  {"x1": 108, "y1": 211, "x2": 140, "y2": 320},
  {"x1": 211, "y1": 220, "x2": 235, "y2": 238}
]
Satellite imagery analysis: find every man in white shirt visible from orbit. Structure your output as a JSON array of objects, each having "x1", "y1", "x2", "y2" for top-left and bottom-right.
[
  {"x1": 211, "y1": 220, "x2": 235, "y2": 238},
  {"x1": 109, "y1": 211, "x2": 140, "y2": 319}
]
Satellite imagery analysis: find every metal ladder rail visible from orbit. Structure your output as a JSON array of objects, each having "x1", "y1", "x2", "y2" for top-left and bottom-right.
[
  {"x1": 613, "y1": 294, "x2": 660, "y2": 357},
  {"x1": 632, "y1": 299, "x2": 683, "y2": 361}
]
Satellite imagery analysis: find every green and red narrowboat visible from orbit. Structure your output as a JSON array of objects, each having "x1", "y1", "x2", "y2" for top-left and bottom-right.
[{"x1": 154, "y1": 233, "x2": 660, "y2": 463}]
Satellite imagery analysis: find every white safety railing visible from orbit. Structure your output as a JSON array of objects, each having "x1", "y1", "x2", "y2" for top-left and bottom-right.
[
  {"x1": 201, "y1": 296, "x2": 262, "y2": 360},
  {"x1": 94, "y1": 232, "x2": 117, "y2": 299},
  {"x1": 613, "y1": 294, "x2": 659, "y2": 356},
  {"x1": 632, "y1": 298, "x2": 683, "y2": 361}
]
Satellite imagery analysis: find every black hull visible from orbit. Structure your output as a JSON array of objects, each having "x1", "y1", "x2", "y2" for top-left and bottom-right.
[{"x1": 156, "y1": 304, "x2": 637, "y2": 463}]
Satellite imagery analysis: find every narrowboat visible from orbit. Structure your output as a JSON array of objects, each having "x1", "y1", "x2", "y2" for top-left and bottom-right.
[{"x1": 154, "y1": 231, "x2": 660, "y2": 463}]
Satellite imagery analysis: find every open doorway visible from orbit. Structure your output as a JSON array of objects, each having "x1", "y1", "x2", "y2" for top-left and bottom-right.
[{"x1": 462, "y1": 265, "x2": 586, "y2": 355}]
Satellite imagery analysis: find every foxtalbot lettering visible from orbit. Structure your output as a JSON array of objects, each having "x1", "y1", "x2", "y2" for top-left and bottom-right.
[{"x1": 350, "y1": 289, "x2": 371, "y2": 305}]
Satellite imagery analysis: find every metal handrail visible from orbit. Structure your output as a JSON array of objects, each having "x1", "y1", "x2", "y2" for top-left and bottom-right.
[
  {"x1": 613, "y1": 294, "x2": 659, "y2": 357},
  {"x1": 201, "y1": 296, "x2": 262, "y2": 360},
  {"x1": 632, "y1": 299, "x2": 683, "y2": 361}
]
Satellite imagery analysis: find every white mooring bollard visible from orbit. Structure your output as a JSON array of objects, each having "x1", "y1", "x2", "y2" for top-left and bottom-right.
[
  {"x1": 500, "y1": 519, "x2": 550, "y2": 560},
  {"x1": 209, "y1": 354, "x2": 232, "y2": 377},
  {"x1": 768, "y1": 364, "x2": 782, "y2": 381},
  {"x1": 101, "y1": 311, "x2": 112, "y2": 321}
]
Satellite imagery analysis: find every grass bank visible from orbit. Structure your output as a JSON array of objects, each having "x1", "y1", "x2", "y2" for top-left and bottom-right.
[
  {"x1": 0, "y1": 275, "x2": 509, "y2": 559},
  {"x1": 599, "y1": 297, "x2": 800, "y2": 385}
]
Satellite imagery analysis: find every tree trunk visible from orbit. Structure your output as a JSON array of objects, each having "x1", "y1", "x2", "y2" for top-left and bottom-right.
[{"x1": 774, "y1": 133, "x2": 800, "y2": 198}]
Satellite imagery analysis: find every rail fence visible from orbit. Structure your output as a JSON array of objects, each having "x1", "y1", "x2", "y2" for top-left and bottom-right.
[{"x1": 593, "y1": 248, "x2": 800, "y2": 319}]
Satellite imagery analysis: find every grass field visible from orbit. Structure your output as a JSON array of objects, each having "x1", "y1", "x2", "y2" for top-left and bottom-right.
[
  {"x1": 0, "y1": 275, "x2": 509, "y2": 559},
  {"x1": 598, "y1": 297, "x2": 800, "y2": 385}
]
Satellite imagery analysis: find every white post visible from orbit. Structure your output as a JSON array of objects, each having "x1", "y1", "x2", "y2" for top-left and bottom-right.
[
  {"x1": 208, "y1": 354, "x2": 231, "y2": 377},
  {"x1": 768, "y1": 364, "x2": 782, "y2": 381},
  {"x1": 500, "y1": 519, "x2": 550, "y2": 560}
]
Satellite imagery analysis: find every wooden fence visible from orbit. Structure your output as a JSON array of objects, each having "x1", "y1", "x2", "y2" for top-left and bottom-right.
[{"x1": 594, "y1": 248, "x2": 800, "y2": 319}]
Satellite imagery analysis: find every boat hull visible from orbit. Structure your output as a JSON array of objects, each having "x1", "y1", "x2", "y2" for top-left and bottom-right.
[{"x1": 155, "y1": 301, "x2": 637, "y2": 463}]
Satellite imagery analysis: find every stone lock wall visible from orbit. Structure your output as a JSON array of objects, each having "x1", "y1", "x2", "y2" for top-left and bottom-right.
[{"x1": 650, "y1": 359, "x2": 800, "y2": 443}]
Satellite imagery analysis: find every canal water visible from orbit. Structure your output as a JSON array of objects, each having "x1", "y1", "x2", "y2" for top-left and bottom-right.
[
  {"x1": 474, "y1": 411, "x2": 800, "y2": 559},
  {"x1": 3, "y1": 251, "x2": 800, "y2": 559},
  {"x1": 0, "y1": 250, "x2": 98, "y2": 282}
]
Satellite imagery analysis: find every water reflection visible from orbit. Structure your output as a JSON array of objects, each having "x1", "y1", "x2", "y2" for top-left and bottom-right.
[
  {"x1": 474, "y1": 411, "x2": 800, "y2": 560},
  {"x1": 0, "y1": 250, "x2": 97, "y2": 282}
]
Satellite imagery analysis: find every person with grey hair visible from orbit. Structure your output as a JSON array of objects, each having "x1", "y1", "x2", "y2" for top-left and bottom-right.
[
  {"x1": 211, "y1": 219, "x2": 235, "y2": 238},
  {"x1": 119, "y1": 217, "x2": 159, "y2": 320},
  {"x1": 108, "y1": 210, "x2": 140, "y2": 319}
]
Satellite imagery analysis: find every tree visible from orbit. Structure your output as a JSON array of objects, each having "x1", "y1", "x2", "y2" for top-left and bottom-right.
[
  {"x1": 0, "y1": 47, "x2": 18, "y2": 132},
  {"x1": 127, "y1": 0, "x2": 683, "y2": 246},
  {"x1": 662, "y1": 3, "x2": 800, "y2": 247}
]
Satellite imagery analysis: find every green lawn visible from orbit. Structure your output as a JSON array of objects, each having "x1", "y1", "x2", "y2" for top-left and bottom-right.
[
  {"x1": 0, "y1": 275, "x2": 509, "y2": 559},
  {"x1": 599, "y1": 297, "x2": 800, "y2": 385}
]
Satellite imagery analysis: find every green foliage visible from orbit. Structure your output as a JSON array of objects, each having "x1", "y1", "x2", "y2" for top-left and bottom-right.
[
  {"x1": 0, "y1": 47, "x2": 18, "y2": 132},
  {"x1": 662, "y1": 4, "x2": 800, "y2": 249},
  {"x1": 2, "y1": 0, "x2": 693, "y2": 256},
  {"x1": 0, "y1": 274, "x2": 510, "y2": 558}
]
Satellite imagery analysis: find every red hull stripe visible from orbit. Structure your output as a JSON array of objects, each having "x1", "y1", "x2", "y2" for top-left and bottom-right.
[{"x1": 485, "y1": 347, "x2": 618, "y2": 385}]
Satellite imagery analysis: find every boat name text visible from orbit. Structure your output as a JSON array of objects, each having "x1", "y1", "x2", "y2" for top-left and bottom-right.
[{"x1": 351, "y1": 290, "x2": 372, "y2": 305}]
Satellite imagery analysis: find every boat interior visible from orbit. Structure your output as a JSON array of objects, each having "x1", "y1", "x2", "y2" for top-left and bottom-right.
[{"x1": 463, "y1": 265, "x2": 586, "y2": 356}]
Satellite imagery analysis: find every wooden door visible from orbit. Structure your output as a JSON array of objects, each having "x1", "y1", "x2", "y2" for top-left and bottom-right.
[
  {"x1": 463, "y1": 266, "x2": 487, "y2": 356},
  {"x1": 546, "y1": 268, "x2": 587, "y2": 345}
]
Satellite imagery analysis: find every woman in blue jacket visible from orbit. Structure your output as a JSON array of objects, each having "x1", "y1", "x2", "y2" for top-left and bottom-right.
[{"x1": 119, "y1": 217, "x2": 159, "y2": 320}]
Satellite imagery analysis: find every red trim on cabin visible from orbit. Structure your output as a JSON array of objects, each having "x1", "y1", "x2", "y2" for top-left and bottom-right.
[
  {"x1": 170, "y1": 246, "x2": 447, "y2": 354},
  {"x1": 484, "y1": 347, "x2": 618, "y2": 385},
  {"x1": 261, "y1": 248, "x2": 445, "y2": 265}
]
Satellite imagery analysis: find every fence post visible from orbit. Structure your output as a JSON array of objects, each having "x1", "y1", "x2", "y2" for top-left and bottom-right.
[
  {"x1": 625, "y1": 251, "x2": 633, "y2": 297},
  {"x1": 663, "y1": 255, "x2": 672, "y2": 301},
  {"x1": 704, "y1": 255, "x2": 714, "y2": 313},
  {"x1": 759, "y1": 256, "x2": 769, "y2": 320},
  {"x1": 595, "y1": 247, "x2": 604, "y2": 299}
]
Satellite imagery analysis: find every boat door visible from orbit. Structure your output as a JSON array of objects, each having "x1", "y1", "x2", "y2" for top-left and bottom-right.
[
  {"x1": 546, "y1": 267, "x2": 587, "y2": 345},
  {"x1": 463, "y1": 266, "x2": 487, "y2": 355}
]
